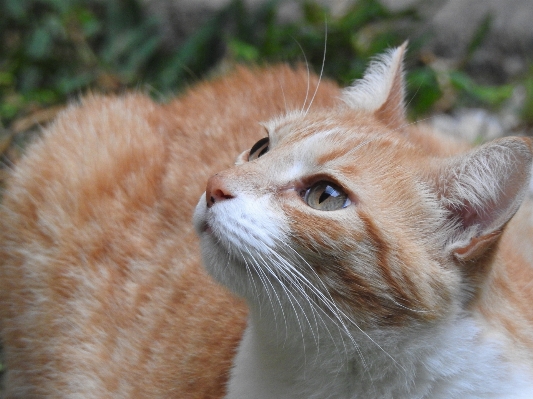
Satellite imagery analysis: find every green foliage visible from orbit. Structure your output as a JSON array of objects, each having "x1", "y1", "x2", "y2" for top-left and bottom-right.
[
  {"x1": 406, "y1": 67, "x2": 442, "y2": 116},
  {"x1": 449, "y1": 71, "x2": 514, "y2": 106},
  {"x1": 0, "y1": 0, "x2": 531, "y2": 127},
  {"x1": 224, "y1": 0, "x2": 406, "y2": 85},
  {"x1": 0, "y1": 0, "x2": 224, "y2": 124}
]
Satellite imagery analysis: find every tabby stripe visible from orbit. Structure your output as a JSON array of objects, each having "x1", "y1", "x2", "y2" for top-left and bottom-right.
[{"x1": 358, "y1": 211, "x2": 419, "y2": 322}]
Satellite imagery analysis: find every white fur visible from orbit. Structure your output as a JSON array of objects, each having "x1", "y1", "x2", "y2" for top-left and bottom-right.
[
  {"x1": 341, "y1": 43, "x2": 405, "y2": 112},
  {"x1": 227, "y1": 309, "x2": 533, "y2": 399}
]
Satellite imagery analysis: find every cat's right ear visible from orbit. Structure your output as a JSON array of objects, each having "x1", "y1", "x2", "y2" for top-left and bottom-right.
[
  {"x1": 433, "y1": 137, "x2": 533, "y2": 262},
  {"x1": 341, "y1": 42, "x2": 407, "y2": 129}
]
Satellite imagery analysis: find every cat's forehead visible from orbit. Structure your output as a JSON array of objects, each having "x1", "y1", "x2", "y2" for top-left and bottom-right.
[{"x1": 262, "y1": 109, "x2": 418, "y2": 170}]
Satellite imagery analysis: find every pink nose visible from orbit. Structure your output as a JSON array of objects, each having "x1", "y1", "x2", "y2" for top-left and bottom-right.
[{"x1": 205, "y1": 174, "x2": 235, "y2": 208}]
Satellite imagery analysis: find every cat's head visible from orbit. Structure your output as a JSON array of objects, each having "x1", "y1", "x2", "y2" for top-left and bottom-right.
[{"x1": 193, "y1": 44, "x2": 532, "y2": 329}]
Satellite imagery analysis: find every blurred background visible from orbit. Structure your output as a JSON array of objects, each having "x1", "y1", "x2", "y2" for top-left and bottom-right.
[
  {"x1": 1, "y1": 0, "x2": 533, "y2": 172},
  {"x1": 1, "y1": 0, "x2": 533, "y2": 386}
]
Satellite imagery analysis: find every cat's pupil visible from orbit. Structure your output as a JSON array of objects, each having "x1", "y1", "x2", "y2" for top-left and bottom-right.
[
  {"x1": 319, "y1": 189, "x2": 332, "y2": 204},
  {"x1": 304, "y1": 181, "x2": 350, "y2": 211}
]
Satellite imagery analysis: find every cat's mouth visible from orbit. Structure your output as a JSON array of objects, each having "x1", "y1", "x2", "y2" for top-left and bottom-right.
[
  {"x1": 196, "y1": 219, "x2": 212, "y2": 234},
  {"x1": 192, "y1": 194, "x2": 213, "y2": 236}
]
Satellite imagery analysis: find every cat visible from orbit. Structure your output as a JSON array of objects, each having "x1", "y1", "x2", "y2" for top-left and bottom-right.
[{"x1": 1, "y1": 43, "x2": 533, "y2": 398}]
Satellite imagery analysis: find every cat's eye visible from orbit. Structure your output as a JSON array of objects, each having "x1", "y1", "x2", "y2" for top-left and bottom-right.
[
  {"x1": 302, "y1": 181, "x2": 351, "y2": 211},
  {"x1": 248, "y1": 137, "x2": 269, "y2": 161}
]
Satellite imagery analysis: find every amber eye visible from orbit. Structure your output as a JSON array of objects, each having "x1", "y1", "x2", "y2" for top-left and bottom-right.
[
  {"x1": 248, "y1": 137, "x2": 269, "y2": 161},
  {"x1": 302, "y1": 181, "x2": 351, "y2": 211}
]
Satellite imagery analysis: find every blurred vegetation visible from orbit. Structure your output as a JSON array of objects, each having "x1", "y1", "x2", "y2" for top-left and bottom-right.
[
  {"x1": 0, "y1": 0, "x2": 532, "y2": 170},
  {"x1": 2, "y1": 0, "x2": 532, "y2": 129}
]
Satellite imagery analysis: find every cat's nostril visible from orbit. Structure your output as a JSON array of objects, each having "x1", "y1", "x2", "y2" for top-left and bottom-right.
[{"x1": 206, "y1": 175, "x2": 235, "y2": 208}]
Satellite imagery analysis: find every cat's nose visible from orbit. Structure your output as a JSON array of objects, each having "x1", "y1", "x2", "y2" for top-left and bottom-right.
[{"x1": 206, "y1": 174, "x2": 235, "y2": 208}]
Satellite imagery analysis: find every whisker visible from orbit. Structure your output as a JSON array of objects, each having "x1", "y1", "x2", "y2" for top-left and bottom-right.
[
  {"x1": 239, "y1": 249, "x2": 263, "y2": 317},
  {"x1": 266, "y1": 251, "x2": 322, "y2": 350},
  {"x1": 291, "y1": 35, "x2": 311, "y2": 113},
  {"x1": 305, "y1": 17, "x2": 327, "y2": 116},
  {"x1": 242, "y1": 248, "x2": 283, "y2": 332},
  {"x1": 276, "y1": 77, "x2": 289, "y2": 115},
  {"x1": 255, "y1": 251, "x2": 313, "y2": 353},
  {"x1": 275, "y1": 240, "x2": 405, "y2": 374}
]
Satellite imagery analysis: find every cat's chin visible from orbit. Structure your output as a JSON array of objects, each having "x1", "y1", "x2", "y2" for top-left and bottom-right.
[{"x1": 199, "y1": 238, "x2": 253, "y2": 298}]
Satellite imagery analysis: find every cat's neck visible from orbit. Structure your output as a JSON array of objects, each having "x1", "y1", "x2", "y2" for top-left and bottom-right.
[{"x1": 226, "y1": 293, "x2": 533, "y2": 399}]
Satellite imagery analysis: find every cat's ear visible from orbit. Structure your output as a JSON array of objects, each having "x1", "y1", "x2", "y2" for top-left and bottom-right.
[
  {"x1": 342, "y1": 42, "x2": 407, "y2": 129},
  {"x1": 434, "y1": 137, "x2": 532, "y2": 261}
]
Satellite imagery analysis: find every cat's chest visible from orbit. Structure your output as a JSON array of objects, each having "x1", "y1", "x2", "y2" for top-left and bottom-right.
[{"x1": 226, "y1": 315, "x2": 533, "y2": 399}]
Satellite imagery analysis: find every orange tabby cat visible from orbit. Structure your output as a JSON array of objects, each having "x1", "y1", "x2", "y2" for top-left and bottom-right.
[{"x1": 1, "y1": 44, "x2": 533, "y2": 398}]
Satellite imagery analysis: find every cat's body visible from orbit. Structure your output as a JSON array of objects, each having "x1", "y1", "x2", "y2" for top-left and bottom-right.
[{"x1": 1, "y1": 45, "x2": 533, "y2": 398}]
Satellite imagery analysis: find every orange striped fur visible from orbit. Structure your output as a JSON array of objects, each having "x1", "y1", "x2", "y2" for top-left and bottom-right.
[{"x1": 1, "y1": 45, "x2": 533, "y2": 398}]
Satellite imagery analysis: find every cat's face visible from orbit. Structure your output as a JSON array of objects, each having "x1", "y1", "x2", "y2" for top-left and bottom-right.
[
  {"x1": 193, "y1": 44, "x2": 531, "y2": 333},
  {"x1": 193, "y1": 108, "x2": 457, "y2": 328}
]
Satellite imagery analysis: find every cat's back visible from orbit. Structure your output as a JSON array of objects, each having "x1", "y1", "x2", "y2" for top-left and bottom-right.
[
  {"x1": 0, "y1": 65, "x2": 340, "y2": 397},
  {"x1": 0, "y1": 90, "x2": 247, "y2": 398}
]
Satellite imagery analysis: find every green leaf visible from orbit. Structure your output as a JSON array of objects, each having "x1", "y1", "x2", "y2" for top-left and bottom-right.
[
  {"x1": 228, "y1": 40, "x2": 260, "y2": 62},
  {"x1": 0, "y1": 72, "x2": 14, "y2": 86},
  {"x1": 3, "y1": 0, "x2": 28, "y2": 19},
  {"x1": 449, "y1": 71, "x2": 513, "y2": 105},
  {"x1": 157, "y1": 12, "x2": 222, "y2": 88},
  {"x1": 57, "y1": 73, "x2": 94, "y2": 95},
  {"x1": 466, "y1": 14, "x2": 492, "y2": 59},
  {"x1": 407, "y1": 67, "x2": 442, "y2": 116}
]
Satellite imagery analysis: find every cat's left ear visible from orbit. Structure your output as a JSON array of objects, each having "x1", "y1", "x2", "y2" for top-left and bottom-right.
[
  {"x1": 434, "y1": 137, "x2": 533, "y2": 261},
  {"x1": 342, "y1": 42, "x2": 407, "y2": 129}
]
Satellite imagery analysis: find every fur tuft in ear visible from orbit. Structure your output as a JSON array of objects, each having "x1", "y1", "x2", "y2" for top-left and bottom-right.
[
  {"x1": 342, "y1": 42, "x2": 407, "y2": 128},
  {"x1": 435, "y1": 137, "x2": 533, "y2": 261}
]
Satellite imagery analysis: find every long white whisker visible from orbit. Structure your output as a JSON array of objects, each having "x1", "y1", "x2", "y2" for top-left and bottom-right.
[
  {"x1": 265, "y1": 251, "x2": 322, "y2": 350},
  {"x1": 305, "y1": 18, "x2": 327, "y2": 115},
  {"x1": 277, "y1": 77, "x2": 289, "y2": 115},
  {"x1": 291, "y1": 36, "x2": 311, "y2": 113},
  {"x1": 254, "y1": 251, "x2": 313, "y2": 355},
  {"x1": 239, "y1": 248, "x2": 263, "y2": 317},
  {"x1": 273, "y1": 242, "x2": 356, "y2": 360},
  {"x1": 241, "y1": 248, "x2": 282, "y2": 332},
  {"x1": 276, "y1": 240, "x2": 404, "y2": 373}
]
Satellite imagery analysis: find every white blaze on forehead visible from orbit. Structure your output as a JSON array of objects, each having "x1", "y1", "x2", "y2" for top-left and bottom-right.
[
  {"x1": 280, "y1": 161, "x2": 305, "y2": 182},
  {"x1": 262, "y1": 110, "x2": 305, "y2": 141}
]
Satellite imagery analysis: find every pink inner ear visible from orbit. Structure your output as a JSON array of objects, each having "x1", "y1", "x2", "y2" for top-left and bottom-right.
[
  {"x1": 446, "y1": 194, "x2": 508, "y2": 261},
  {"x1": 454, "y1": 231, "x2": 502, "y2": 261},
  {"x1": 448, "y1": 198, "x2": 497, "y2": 231},
  {"x1": 437, "y1": 137, "x2": 532, "y2": 260}
]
